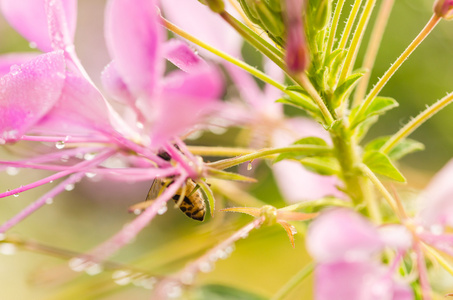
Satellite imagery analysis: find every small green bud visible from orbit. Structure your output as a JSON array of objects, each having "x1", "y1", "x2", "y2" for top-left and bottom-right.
[
  {"x1": 433, "y1": 0, "x2": 453, "y2": 19},
  {"x1": 308, "y1": 0, "x2": 332, "y2": 31},
  {"x1": 198, "y1": 0, "x2": 225, "y2": 13},
  {"x1": 260, "y1": 205, "x2": 278, "y2": 226}
]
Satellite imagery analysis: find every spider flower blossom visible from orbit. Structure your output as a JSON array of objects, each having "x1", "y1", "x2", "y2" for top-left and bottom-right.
[
  {"x1": 307, "y1": 209, "x2": 413, "y2": 300},
  {"x1": 0, "y1": 0, "x2": 223, "y2": 258}
]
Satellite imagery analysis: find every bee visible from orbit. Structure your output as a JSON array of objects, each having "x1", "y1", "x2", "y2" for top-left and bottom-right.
[
  {"x1": 147, "y1": 178, "x2": 206, "y2": 221},
  {"x1": 129, "y1": 149, "x2": 206, "y2": 221}
]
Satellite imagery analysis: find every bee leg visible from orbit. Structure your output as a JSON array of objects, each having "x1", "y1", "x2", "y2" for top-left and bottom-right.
[{"x1": 173, "y1": 184, "x2": 187, "y2": 208}]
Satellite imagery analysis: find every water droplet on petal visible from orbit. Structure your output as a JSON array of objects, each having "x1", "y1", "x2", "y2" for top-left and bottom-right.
[
  {"x1": 6, "y1": 167, "x2": 19, "y2": 176},
  {"x1": 84, "y1": 153, "x2": 96, "y2": 161},
  {"x1": 65, "y1": 184, "x2": 75, "y2": 191},
  {"x1": 85, "y1": 172, "x2": 96, "y2": 178},
  {"x1": 198, "y1": 261, "x2": 214, "y2": 273},
  {"x1": 45, "y1": 198, "x2": 54, "y2": 205},
  {"x1": 133, "y1": 209, "x2": 142, "y2": 215},
  {"x1": 55, "y1": 141, "x2": 65, "y2": 149},
  {"x1": 60, "y1": 155, "x2": 69, "y2": 162},
  {"x1": 247, "y1": 162, "x2": 253, "y2": 171},
  {"x1": 136, "y1": 122, "x2": 144, "y2": 129},
  {"x1": 9, "y1": 65, "x2": 21, "y2": 75},
  {"x1": 166, "y1": 282, "x2": 182, "y2": 299},
  {"x1": 13, "y1": 193, "x2": 19, "y2": 198},
  {"x1": 68, "y1": 257, "x2": 89, "y2": 272},
  {"x1": 157, "y1": 203, "x2": 168, "y2": 215},
  {"x1": 0, "y1": 243, "x2": 17, "y2": 255},
  {"x1": 112, "y1": 270, "x2": 132, "y2": 285},
  {"x1": 84, "y1": 263, "x2": 103, "y2": 276},
  {"x1": 141, "y1": 277, "x2": 157, "y2": 290},
  {"x1": 29, "y1": 41, "x2": 37, "y2": 49}
]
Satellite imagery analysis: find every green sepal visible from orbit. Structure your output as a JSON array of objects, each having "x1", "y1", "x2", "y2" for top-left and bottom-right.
[
  {"x1": 254, "y1": 0, "x2": 285, "y2": 41},
  {"x1": 264, "y1": 0, "x2": 282, "y2": 12},
  {"x1": 196, "y1": 284, "x2": 267, "y2": 300},
  {"x1": 331, "y1": 71, "x2": 364, "y2": 108},
  {"x1": 365, "y1": 137, "x2": 425, "y2": 161},
  {"x1": 307, "y1": 0, "x2": 332, "y2": 31},
  {"x1": 207, "y1": 168, "x2": 257, "y2": 182},
  {"x1": 363, "y1": 150, "x2": 406, "y2": 182},
  {"x1": 300, "y1": 156, "x2": 340, "y2": 176},
  {"x1": 350, "y1": 97, "x2": 399, "y2": 128},
  {"x1": 274, "y1": 137, "x2": 331, "y2": 163}
]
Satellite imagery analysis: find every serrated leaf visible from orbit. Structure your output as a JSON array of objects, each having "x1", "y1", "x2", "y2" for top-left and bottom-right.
[
  {"x1": 363, "y1": 151, "x2": 406, "y2": 182},
  {"x1": 197, "y1": 284, "x2": 267, "y2": 300},
  {"x1": 331, "y1": 72, "x2": 364, "y2": 108},
  {"x1": 300, "y1": 156, "x2": 340, "y2": 176},
  {"x1": 365, "y1": 137, "x2": 425, "y2": 161},
  {"x1": 207, "y1": 168, "x2": 257, "y2": 182},
  {"x1": 350, "y1": 97, "x2": 399, "y2": 128},
  {"x1": 274, "y1": 137, "x2": 331, "y2": 163}
]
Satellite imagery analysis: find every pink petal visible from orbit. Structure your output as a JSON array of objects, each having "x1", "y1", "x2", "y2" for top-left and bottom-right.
[
  {"x1": 100, "y1": 61, "x2": 134, "y2": 104},
  {"x1": 416, "y1": 159, "x2": 453, "y2": 228},
  {"x1": 1, "y1": 0, "x2": 77, "y2": 52},
  {"x1": 104, "y1": 0, "x2": 163, "y2": 99},
  {"x1": 378, "y1": 225, "x2": 412, "y2": 251},
  {"x1": 36, "y1": 72, "x2": 115, "y2": 136},
  {"x1": 307, "y1": 209, "x2": 383, "y2": 263},
  {"x1": 0, "y1": 53, "x2": 39, "y2": 77},
  {"x1": 315, "y1": 261, "x2": 410, "y2": 300},
  {"x1": 164, "y1": 39, "x2": 206, "y2": 73},
  {"x1": 44, "y1": 0, "x2": 76, "y2": 51},
  {"x1": 160, "y1": 0, "x2": 242, "y2": 59},
  {"x1": 150, "y1": 66, "x2": 223, "y2": 147},
  {"x1": 0, "y1": 51, "x2": 66, "y2": 143}
]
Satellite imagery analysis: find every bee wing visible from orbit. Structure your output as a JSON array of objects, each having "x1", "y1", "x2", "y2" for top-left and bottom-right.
[{"x1": 146, "y1": 179, "x2": 164, "y2": 201}]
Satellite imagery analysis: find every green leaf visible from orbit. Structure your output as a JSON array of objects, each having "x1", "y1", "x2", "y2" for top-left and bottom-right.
[
  {"x1": 274, "y1": 137, "x2": 331, "y2": 163},
  {"x1": 300, "y1": 156, "x2": 340, "y2": 176},
  {"x1": 355, "y1": 115, "x2": 378, "y2": 142},
  {"x1": 363, "y1": 151, "x2": 406, "y2": 182},
  {"x1": 365, "y1": 137, "x2": 425, "y2": 161},
  {"x1": 331, "y1": 72, "x2": 364, "y2": 108},
  {"x1": 350, "y1": 97, "x2": 399, "y2": 128},
  {"x1": 196, "y1": 284, "x2": 267, "y2": 300},
  {"x1": 280, "y1": 87, "x2": 320, "y2": 114},
  {"x1": 207, "y1": 168, "x2": 257, "y2": 182}
]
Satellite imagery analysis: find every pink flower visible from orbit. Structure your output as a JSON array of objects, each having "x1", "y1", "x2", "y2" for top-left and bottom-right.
[
  {"x1": 0, "y1": 0, "x2": 223, "y2": 259},
  {"x1": 307, "y1": 209, "x2": 413, "y2": 300}
]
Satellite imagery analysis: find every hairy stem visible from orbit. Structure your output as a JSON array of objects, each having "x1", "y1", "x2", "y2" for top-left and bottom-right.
[
  {"x1": 353, "y1": 0, "x2": 395, "y2": 107},
  {"x1": 326, "y1": 0, "x2": 346, "y2": 54},
  {"x1": 357, "y1": 15, "x2": 440, "y2": 118},
  {"x1": 380, "y1": 92, "x2": 453, "y2": 154}
]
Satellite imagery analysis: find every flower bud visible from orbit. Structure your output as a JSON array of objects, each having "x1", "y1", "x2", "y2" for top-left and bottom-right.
[
  {"x1": 433, "y1": 0, "x2": 453, "y2": 19},
  {"x1": 198, "y1": 0, "x2": 225, "y2": 13},
  {"x1": 307, "y1": 0, "x2": 332, "y2": 31},
  {"x1": 284, "y1": 0, "x2": 309, "y2": 73}
]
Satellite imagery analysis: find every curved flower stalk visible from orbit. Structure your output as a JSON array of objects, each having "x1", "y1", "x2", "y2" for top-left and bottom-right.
[{"x1": 0, "y1": 0, "x2": 223, "y2": 260}]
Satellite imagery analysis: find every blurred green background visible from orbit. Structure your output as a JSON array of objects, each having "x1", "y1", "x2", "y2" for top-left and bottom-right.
[{"x1": 0, "y1": 0, "x2": 453, "y2": 299}]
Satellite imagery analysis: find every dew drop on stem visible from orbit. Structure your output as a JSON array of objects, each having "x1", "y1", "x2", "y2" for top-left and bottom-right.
[{"x1": 55, "y1": 141, "x2": 65, "y2": 149}]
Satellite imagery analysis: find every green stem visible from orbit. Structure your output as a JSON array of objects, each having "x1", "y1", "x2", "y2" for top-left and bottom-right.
[
  {"x1": 187, "y1": 146, "x2": 257, "y2": 157},
  {"x1": 326, "y1": 0, "x2": 346, "y2": 54},
  {"x1": 207, "y1": 145, "x2": 332, "y2": 170},
  {"x1": 380, "y1": 92, "x2": 453, "y2": 154},
  {"x1": 219, "y1": 11, "x2": 284, "y2": 61},
  {"x1": 162, "y1": 16, "x2": 319, "y2": 113},
  {"x1": 337, "y1": 0, "x2": 363, "y2": 50},
  {"x1": 356, "y1": 15, "x2": 440, "y2": 119},
  {"x1": 271, "y1": 262, "x2": 315, "y2": 300},
  {"x1": 338, "y1": 0, "x2": 377, "y2": 84},
  {"x1": 353, "y1": 0, "x2": 395, "y2": 107},
  {"x1": 297, "y1": 73, "x2": 335, "y2": 125},
  {"x1": 359, "y1": 164, "x2": 399, "y2": 214}
]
